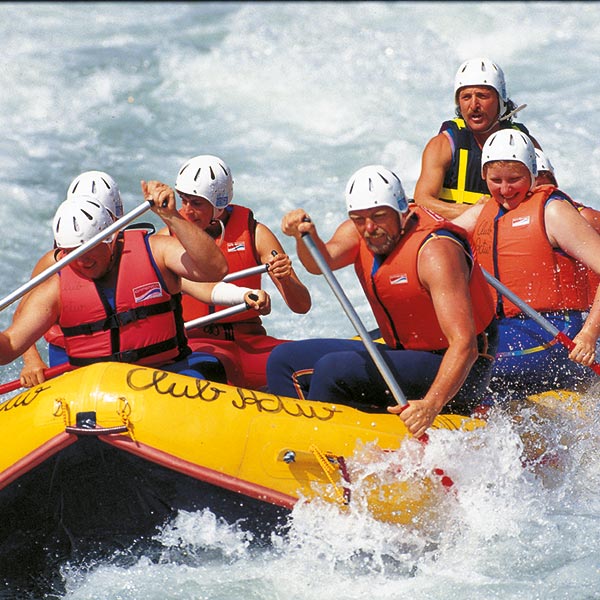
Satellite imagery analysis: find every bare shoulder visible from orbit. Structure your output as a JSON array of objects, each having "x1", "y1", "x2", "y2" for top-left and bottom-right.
[
  {"x1": 421, "y1": 131, "x2": 452, "y2": 164},
  {"x1": 418, "y1": 233, "x2": 469, "y2": 288}
]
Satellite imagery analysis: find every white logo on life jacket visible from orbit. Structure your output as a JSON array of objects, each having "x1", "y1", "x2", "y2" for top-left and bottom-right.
[
  {"x1": 390, "y1": 273, "x2": 408, "y2": 285},
  {"x1": 133, "y1": 282, "x2": 163, "y2": 303},
  {"x1": 512, "y1": 216, "x2": 530, "y2": 227},
  {"x1": 227, "y1": 241, "x2": 246, "y2": 252}
]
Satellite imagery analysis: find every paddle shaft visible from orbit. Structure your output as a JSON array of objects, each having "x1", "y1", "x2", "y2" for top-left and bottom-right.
[
  {"x1": 482, "y1": 268, "x2": 600, "y2": 376},
  {"x1": 223, "y1": 263, "x2": 268, "y2": 283},
  {"x1": 301, "y1": 232, "x2": 407, "y2": 407},
  {"x1": 184, "y1": 302, "x2": 249, "y2": 330},
  {"x1": 0, "y1": 201, "x2": 153, "y2": 312},
  {"x1": 0, "y1": 362, "x2": 73, "y2": 396}
]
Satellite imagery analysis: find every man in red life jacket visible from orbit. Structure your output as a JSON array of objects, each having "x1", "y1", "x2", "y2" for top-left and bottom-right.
[
  {"x1": 0, "y1": 181, "x2": 228, "y2": 375},
  {"x1": 156, "y1": 155, "x2": 311, "y2": 389},
  {"x1": 267, "y1": 165, "x2": 497, "y2": 438}
]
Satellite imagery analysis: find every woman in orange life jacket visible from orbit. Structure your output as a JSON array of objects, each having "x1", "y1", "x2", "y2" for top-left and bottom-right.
[
  {"x1": 535, "y1": 148, "x2": 600, "y2": 309},
  {"x1": 0, "y1": 184, "x2": 229, "y2": 379},
  {"x1": 17, "y1": 171, "x2": 125, "y2": 387},
  {"x1": 156, "y1": 155, "x2": 311, "y2": 390},
  {"x1": 454, "y1": 130, "x2": 600, "y2": 400}
]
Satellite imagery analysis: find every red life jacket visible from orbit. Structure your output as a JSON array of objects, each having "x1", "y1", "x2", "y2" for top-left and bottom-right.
[
  {"x1": 59, "y1": 229, "x2": 190, "y2": 366},
  {"x1": 44, "y1": 324, "x2": 64, "y2": 347},
  {"x1": 354, "y1": 206, "x2": 495, "y2": 351},
  {"x1": 472, "y1": 186, "x2": 590, "y2": 317},
  {"x1": 182, "y1": 205, "x2": 263, "y2": 327}
]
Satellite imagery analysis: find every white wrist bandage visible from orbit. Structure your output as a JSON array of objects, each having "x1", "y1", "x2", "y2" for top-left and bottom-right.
[{"x1": 210, "y1": 281, "x2": 252, "y2": 306}]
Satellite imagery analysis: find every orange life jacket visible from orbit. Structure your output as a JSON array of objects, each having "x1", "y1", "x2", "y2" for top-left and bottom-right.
[
  {"x1": 472, "y1": 185, "x2": 590, "y2": 317},
  {"x1": 354, "y1": 206, "x2": 495, "y2": 351},
  {"x1": 59, "y1": 229, "x2": 190, "y2": 366}
]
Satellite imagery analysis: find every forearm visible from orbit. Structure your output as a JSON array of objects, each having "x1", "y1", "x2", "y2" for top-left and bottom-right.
[
  {"x1": 167, "y1": 214, "x2": 228, "y2": 281},
  {"x1": 294, "y1": 235, "x2": 324, "y2": 274},
  {"x1": 415, "y1": 196, "x2": 471, "y2": 219},
  {"x1": 274, "y1": 275, "x2": 312, "y2": 314},
  {"x1": 22, "y1": 344, "x2": 47, "y2": 368},
  {"x1": 422, "y1": 342, "x2": 478, "y2": 411}
]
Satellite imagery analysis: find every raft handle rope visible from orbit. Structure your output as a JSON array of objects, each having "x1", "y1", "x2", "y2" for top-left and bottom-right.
[{"x1": 309, "y1": 444, "x2": 351, "y2": 506}]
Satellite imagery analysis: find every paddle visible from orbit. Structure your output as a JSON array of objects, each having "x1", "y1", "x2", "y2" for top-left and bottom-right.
[
  {"x1": 184, "y1": 293, "x2": 260, "y2": 331},
  {"x1": 301, "y1": 232, "x2": 408, "y2": 408},
  {"x1": 0, "y1": 200, "x2": 153, "y2": 313},
  {"x1": 0, "y1": 362, "x2": 73, "y2": 396},
  {"x1": 223, "y1": 263, "x2": 269, "y2": 283},
  {"x1": 482, "y1": 268, "x2": 600, "y2": 376}
]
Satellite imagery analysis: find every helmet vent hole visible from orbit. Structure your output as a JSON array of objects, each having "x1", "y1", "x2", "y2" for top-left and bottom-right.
[
  {"x1": 209, "y1": 166, "x2": 215, "y2": 180},
  {"x1": 377, "y1": 172, "x2": 389, "y2": 185},
  {"x1": 81, "y1": 209, "x2": 94, "y2": 221},
  {"x1": 194, "y1": 168, "x2": 201, "y2": 182},
  {"x1": 72, "y1": 216, "x2": 80, "y2": 233},
  {"x1": 368, "y1": 178, "x2": 373, "y2": 192},
  {"x1": 91, "y1": 181, "x2": 97, "y2": 194}
]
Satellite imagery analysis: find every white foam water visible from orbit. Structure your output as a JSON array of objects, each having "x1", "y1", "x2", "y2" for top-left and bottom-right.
[{"x1": 1, "y1": 2, "x2": 599, "y2": 597}]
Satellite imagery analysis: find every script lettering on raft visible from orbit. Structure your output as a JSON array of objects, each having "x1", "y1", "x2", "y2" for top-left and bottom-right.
[
  {"x1": 231, "y1": 389, "x2": 337, "y2": 421},
  {"x1": 0, "y1": 385, "x2": 50, "y2": 413},
  {"x1": 125, "y1": 368, "x2": 337, "y2": 421},
  {"x1": 126, "y1": 368, "x2": 226, "y2": 402}
]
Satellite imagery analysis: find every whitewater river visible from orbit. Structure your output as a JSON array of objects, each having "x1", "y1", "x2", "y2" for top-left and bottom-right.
[{"x1": 1, "y1": 2, "x2": 599, "y2": 598}]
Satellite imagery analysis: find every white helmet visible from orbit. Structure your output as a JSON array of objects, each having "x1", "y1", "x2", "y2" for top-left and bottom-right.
[
  {"x1": 53, "y1": 195, "x2": 116, "y2": 249},
  {"x1": 481, "y1": 129, "x2": 537, "y2": 189},
  {"x1": 345, "y1": 165, "x2": 408, "y2": 214},
  {"x1": 67, "y1": 170, "x2": 124, "y2": 218},
  {"x1": 534, "y1": 148, "x2": 557, "y2": 185},
  {"x1": 454, "y1": 57, "x2": 508, "y2": 117},
  {"x1": 175, "y1": 155, "x2": 233, "y2": 216}
]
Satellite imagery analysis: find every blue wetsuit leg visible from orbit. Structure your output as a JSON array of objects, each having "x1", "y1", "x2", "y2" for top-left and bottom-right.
[
  {"x1": 489, "y1": 311, "x2": 592, "y2": 400},
  {"x1": 307, "y1": 347, "x2": 440, "y2": 407},
  {"x1": 308, "y1": 345, "x2": 494, "y2": 415},
  {"x1": 266, "y1": 339, "x2": 366, "y2": 399}
]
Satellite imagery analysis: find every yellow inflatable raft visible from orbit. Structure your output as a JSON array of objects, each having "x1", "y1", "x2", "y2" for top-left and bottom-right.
[{"x1": 0, "y1": 362, "x2": 484, "y2": 529}]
